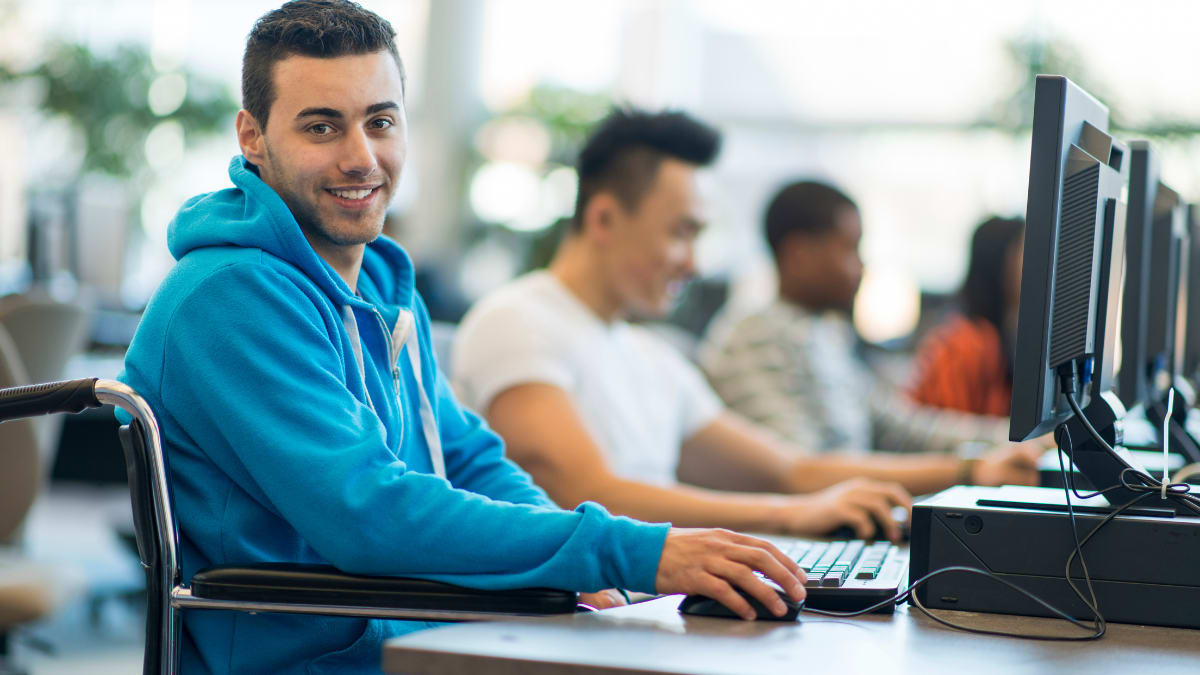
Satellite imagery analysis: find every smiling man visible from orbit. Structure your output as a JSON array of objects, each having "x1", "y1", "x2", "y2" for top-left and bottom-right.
[
  {"x1": 119, "y1": 3, "x2": 807, "y2": 673},
  {"x1": 453, "y1": 109, "x2": 1041, "y2": 540}
]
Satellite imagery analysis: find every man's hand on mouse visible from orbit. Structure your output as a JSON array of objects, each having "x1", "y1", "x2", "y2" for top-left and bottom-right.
[
  {"x1": 654, "y1": 528, "x2": 806, "y2": 621},
  {"x1": 769, "y1": 477, "x2": 912, "y2": 542}
]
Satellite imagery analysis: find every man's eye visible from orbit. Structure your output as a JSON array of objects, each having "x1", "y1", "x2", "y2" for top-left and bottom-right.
[
  {"x1": 370, "y1": 118, "x2": 394, "y2": 130},
  {"x1": 309, "y1": 123, "x2": 333, "y2": 136}
]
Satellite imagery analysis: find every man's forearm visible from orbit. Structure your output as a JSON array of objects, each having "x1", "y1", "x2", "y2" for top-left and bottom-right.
[
  {"x1": 581, "y1": 477, "x2": 789, "y2": 532},
  {"x1": 783, "y1": 453, "x2": 962, "y2": 496}
]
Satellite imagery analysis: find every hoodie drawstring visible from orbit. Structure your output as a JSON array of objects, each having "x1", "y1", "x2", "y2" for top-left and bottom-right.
[{"x1": 342, "y1": 305, "x2": 445, "y2": 478}]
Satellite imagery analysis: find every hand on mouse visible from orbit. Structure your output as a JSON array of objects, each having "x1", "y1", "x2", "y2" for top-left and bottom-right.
[
  {"x1": 770, "y1": 477, "x2": 911, "y2": 542},
  {"x1": 654, "y1": 528, "x2": 806, "y2": 621}
]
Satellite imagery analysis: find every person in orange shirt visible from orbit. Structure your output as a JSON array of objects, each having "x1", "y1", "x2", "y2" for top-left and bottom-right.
[{"x1": 909, "y1": 216, "x2": 1025, "y2": 416}]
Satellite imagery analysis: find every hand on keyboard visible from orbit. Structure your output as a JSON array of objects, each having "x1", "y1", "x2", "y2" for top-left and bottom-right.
[
  {"x1": 655, "y1": 528, "x2": 807, "y2": 621},
  {"x1": 773, "y1": 478, "x2": 911, "y2": 542},
  {"x1": 972, "y1": 441, "x2": 1042, "y2": 486}
]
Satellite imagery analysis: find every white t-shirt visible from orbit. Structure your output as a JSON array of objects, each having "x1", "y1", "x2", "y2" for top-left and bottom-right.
[{"x1": 452, "y1": 271, "x2": 723, "y2": 486}]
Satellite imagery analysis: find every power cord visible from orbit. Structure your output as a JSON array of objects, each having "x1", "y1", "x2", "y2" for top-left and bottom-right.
[
  {"x1": 803, "y1": 565, "x2": 1103, "y2": 639},
  {"x1": 805, "y1": 359, "x2": 1199, "y2": 640},
  {"x1": 1060, "y1": 379, "x2": 1200, "y2": 516}
]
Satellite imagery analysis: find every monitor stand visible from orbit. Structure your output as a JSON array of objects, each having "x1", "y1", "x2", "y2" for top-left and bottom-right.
[
  {"x1": 1144, "y1": 380, "x2": 1200, "y2": 464},
  {"x1": 1056, "y1": 389, "x2": 1172, "y2": 509}
]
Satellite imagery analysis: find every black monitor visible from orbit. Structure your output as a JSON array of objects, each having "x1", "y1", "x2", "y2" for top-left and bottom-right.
[
  {"x1": 1009, "y1": 75, "x2": 1128, "y2": 443},
  {"x1": 1116, "y1": 142, "x2": 1159, "y2": 410},
  {"x1": 1138, "y1": 190, "x2": 1200, "y2": 465},
  {"x1": 1144, "y1": 179, "x2": 1189, "y2": 391},
  {"x1": 1184, "y1": 205, "x2": 1200, "y2": 382},
  {"x1": 1117, "y1": 142, "x2": 1190, "y2": 407}
]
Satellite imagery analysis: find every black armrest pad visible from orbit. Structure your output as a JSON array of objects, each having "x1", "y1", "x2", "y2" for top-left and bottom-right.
[{"x1": 190, "y1": 563, "x2": 578, "y2": 615}]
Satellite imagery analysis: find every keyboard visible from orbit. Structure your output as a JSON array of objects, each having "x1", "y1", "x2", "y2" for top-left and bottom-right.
[{"x1": 763, "y1": 536, "x2": 907, "y2": 613}]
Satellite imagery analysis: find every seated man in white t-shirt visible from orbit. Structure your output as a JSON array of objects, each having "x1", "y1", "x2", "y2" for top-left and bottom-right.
[{"x1": 453, "y1": 108, "x2": 1040, "y2": 542}]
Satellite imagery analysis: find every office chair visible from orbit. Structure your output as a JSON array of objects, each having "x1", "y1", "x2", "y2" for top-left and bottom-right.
[
  {"x1": 0, "y1": 329, "x2": 55, "y2": 675},
  {"x1": 0, "y1": 327, "x2": 38, "y2": 546},
  {"x1": 0, "y1": 292, "x2": 91, "y2": 386},
  {"x1": 0, "y1": 291, "x2": 91, "y2": 480},
  {"x1": 0, "y1": 379, "x2": 579, "y2": 675}
]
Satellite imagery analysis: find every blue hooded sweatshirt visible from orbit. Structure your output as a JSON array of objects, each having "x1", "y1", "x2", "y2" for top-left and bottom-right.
[{"x1": 119, "y1": 157, "x2": 671, "y2": 674}]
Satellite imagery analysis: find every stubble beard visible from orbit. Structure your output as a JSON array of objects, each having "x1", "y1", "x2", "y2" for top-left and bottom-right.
[
  {"x1": 261, "y1": 145, "x2": 386, "y2": 248},
  {"x1": 288, "y1": 188, "x2": 384, "y2": 248}
]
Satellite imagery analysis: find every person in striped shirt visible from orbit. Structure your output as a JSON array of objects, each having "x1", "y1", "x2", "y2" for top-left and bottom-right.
[{"x1": 700, "y1": 181, "x2": 1030, "y2": 458}]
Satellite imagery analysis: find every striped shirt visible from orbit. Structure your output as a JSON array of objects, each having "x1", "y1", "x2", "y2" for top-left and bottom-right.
[{"x1": 700, "y1": 299, "x2": 1009, "y2": 455}]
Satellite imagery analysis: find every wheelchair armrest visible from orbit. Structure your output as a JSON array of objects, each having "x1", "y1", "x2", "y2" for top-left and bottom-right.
[{"x1": 190, "y1": 563, "x2": 579, "y2": 615}]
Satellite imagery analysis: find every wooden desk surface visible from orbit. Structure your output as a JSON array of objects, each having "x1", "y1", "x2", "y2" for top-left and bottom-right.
[{"x1": 383, "y1": 595, "x2": 1200, "y2": 674}]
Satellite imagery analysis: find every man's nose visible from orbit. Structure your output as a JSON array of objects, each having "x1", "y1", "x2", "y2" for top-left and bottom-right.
[{"x1": 339, "y1": 127, "x2": 378, "y2": 177}]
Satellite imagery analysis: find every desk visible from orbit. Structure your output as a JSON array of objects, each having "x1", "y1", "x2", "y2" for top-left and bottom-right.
[{"x1": 383, "y1": 595, "x2": 1200, "y2": 674}]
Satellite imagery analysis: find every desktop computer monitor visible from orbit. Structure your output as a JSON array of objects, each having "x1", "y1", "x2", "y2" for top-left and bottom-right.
[
  {"x1": 1113, "y1": 145, "x2": 1200, "y2": 461},
  {"x1": 1144, "y1": 179, "x2": 1189, "y2": 391},
  {"x1": 1009, "y1": 75, "x2": 1128, "y2": 443},
  {"x1": 1116, "y1": 142, "x2": 1159, "y2": 411},
  {"x1": 1183, "y1": 204, "x2": 1200, "y2": 382}
]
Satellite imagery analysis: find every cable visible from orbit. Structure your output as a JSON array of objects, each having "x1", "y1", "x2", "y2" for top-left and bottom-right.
[
  {"x1": 1055, "y1": 425, "x2": 1123, "y2": 501},
  {"x1": 806, "y1": 363, "x2": 1194, "y2": 639},
  {"x1": 1163, "y1": 388, "x2": 1175, "y2": 500},
  {"x1": 1053, "y1": 422, "x2": 1104, "y2": 637},
  {"x1": 1060, "y1": 385, "x2": 1200, "y2": 516},
  {"x1": 804, "y1": 363, "x2": 1200, "y2": 640},
  {"x1": 803, "y1": 565, "x2": 1103, "y2": 640}
]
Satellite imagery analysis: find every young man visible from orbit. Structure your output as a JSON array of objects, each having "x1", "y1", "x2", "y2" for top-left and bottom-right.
[
  {"x1": 119, "y1": 3, "x2": 803, "y2": 672},
  {"x1": 453, "y1": 110, "x2": 1040, "y2": 544},
  {"x1": 700, "y1": 181, "x2": 1031, "y2": 454}
]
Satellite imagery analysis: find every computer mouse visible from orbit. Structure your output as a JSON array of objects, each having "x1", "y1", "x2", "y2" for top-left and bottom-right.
[{"x1": 678, "y1": 581, "x2": 803, "y2": 621}]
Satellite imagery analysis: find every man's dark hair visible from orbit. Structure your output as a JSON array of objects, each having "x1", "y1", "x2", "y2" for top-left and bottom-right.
[
  {"x1": 572, "y1": 107, "x2": 721, "y2": 229},
  {"x1": 243, "y1": 0, "x2": 405, "y2": 130},
  {"x1": 763, "y1": 180, "x2": 857, "y2": 259},
  {"x1": 961, "y1": 215, "x2": 1025, "y2": 332}
]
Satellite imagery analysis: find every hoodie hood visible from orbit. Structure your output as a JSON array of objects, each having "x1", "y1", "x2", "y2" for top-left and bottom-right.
[{"x1": 167, "y1": 156, "x2": 415, "y2": 310}]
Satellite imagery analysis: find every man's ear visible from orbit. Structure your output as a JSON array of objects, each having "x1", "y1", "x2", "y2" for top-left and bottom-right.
[
  {"x1": 236, "y1": 110, "x2": 267, "y2": 165},
  {"x1": 580, "y1": 192, "x2": 621, "y2": 243},
  {"x1": 778, "y1": 233, "x2": 818, "y2": 283}
]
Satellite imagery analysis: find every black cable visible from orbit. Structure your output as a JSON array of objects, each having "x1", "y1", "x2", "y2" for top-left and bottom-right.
[
  {"x1": 1061, "y1": 388, "x2": 1200, "y2": 516},
  {"x1": 1055, "y1": 422, "x2": 1104, "y2": 635},
  {"x1": 1056, "y1": 425, "x2": 1122, "y2": 501},
  {"x1": 803, "y1": 565, "x2": 1103, "y2": 640},
  {"x1": 910, "y1": 581, "x2": 1101, "y2": 641},
  {"x1": 804, "y1": 364, "x2": 1200, "y2": 641}
]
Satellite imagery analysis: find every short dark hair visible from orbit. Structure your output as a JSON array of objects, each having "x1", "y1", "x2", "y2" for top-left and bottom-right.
[
  {"x1": 763, "y1": 180, "x2": 857, "y2": 259},
  {"x1": 242, "y1": 0, "x2": 405, "y2": 130},
  {"x1": 572, "y1": 107, "x2": 721, "y2": 230},
  {"x1": 961, "y1": 215, "x2": 1025, "y2": 332}
]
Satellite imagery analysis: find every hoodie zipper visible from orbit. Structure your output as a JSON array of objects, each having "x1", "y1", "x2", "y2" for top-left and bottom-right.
[{"x1": 369, "y1": 306, "x2": 403, "y2": 397}]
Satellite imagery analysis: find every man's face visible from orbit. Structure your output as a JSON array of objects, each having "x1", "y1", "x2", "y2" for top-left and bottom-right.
[
  {"x1": 780, "y1": 206, "x2": 864, "y2": 312},
  {"x1": 605, "y1": 159, "x2": 704, "y2": 318},
  {"x1": 246, "y1": 51, "x2": 407, "y2": 255},
  {"x1": 819, "y1": 206, "x2": 865, "y2": 311}
]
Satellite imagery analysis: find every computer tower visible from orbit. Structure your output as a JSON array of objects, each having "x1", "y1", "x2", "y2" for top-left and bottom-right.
[{"x1": 910, "y1": 485, "x2": 1200, "y2": 629}]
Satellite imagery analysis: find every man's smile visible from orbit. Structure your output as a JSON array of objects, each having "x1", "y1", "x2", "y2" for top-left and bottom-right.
[{"x1": 325, "y1": 185, "x2": 382, "y2": 208}]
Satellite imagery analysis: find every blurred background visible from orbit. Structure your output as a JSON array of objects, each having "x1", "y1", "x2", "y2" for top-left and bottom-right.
[{"x1": 0, "y1": 0, "x2": 1198, "y2": 671}]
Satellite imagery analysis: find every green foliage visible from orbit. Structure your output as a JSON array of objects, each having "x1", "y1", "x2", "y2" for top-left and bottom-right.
[
  {"x1": 988, "y1": 36, "x2": 1116, "y2": 131},
  {"x1": 505, "y1": 83, "x2": 612, "y2": 164},
  {"x1": 0, "y1": 40, "x2": 237, "y2": 178},
  {"x1": 989, "y1": 35, "x2": 1200, "y2": 138}
]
